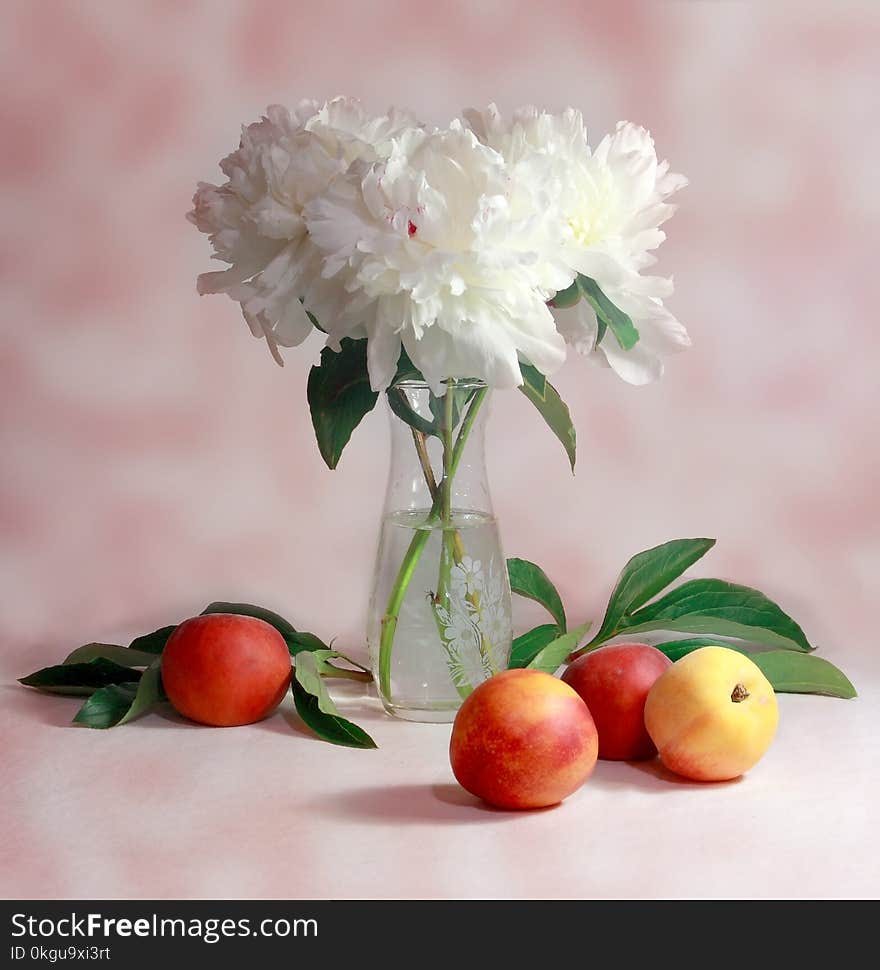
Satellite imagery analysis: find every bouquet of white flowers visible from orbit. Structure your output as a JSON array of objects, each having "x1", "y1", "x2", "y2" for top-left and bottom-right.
[
  {"x1": 188, "y1": 96, "x2": 689, "y2": 719},
  {"x1": 189, "y1": 97, "x2": 687, "y2": 391}
]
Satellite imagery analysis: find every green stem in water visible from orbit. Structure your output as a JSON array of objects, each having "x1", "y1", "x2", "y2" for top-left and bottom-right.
[
  {"x1": 434, "y1": 387, "x2": 497, "y2": 675},
  {"x1": 378, "y1": 526, "x2": 432, "y2": 698},
  {"x1": 377, "y1": 386, "x2": 488, "y2": 700},
  {"x1": 412, "y1": 405, "x2": 473, "y2": 699}
]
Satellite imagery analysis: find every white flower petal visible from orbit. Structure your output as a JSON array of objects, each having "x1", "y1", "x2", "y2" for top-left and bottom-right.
[
  {"x1": 599, "y1": 337, "x2": 664, "y2": 385},
  {"x1": 598, "y1": 294, "x2": 690, "y2": 384},
  {"x1": 462, "y1": 105, "x2": 688, "y2": 386},
  {"x1": 507, "y1": 301, "x2": 567, "y2": 377},
  {"x1": 192, "y1": 98, "x2": 689, "y2": 389},
  {"x1": 306, "y1": 123, "x2": 571, "y2": 390},
  {"x1": 404, "y1": 314, "x2": 522, "y2": 393},
  {"x1": 190, "y1": 99, "x2": 418, "y2": 362},
  {"x1": 366, "y1": 301, "x2": 404, "y2": 391},
  {"x1": 552, "y1": 300, "x2": 599, "y2": 355},
  {"x1": 275, "y1": 298, "x2": 313, "y2": 347}
]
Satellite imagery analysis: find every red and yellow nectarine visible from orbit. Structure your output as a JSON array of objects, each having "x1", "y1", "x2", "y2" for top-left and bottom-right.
[{"x1": 449, "y1": 668, "x2": 598, "y2": 810}]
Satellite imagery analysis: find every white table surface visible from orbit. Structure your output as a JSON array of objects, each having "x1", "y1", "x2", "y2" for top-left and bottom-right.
[{"x1": 2, "y1": 639, "x2": 877, "y2": 901}]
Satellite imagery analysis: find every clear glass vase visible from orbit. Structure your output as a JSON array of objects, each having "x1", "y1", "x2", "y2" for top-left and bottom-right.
[{"x1": 367, "y1": 379, "x2": 513, "y2": 722}]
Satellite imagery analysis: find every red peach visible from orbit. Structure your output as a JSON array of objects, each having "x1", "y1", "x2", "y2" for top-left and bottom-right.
[
  {"x1": 449, "y1": 668, "x2": 598, "y2": 810},
  {"x1": 562, "y1": 643, "x2": 672, "y2": 760},
  {"x1": 161, "y1": 613, "x2": 291, "y2": 727}
]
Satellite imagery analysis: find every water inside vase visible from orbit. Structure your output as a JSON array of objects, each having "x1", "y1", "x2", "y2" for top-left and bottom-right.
[{"x1": 368, "y1": 507, "x2": 512, "y2": 722}]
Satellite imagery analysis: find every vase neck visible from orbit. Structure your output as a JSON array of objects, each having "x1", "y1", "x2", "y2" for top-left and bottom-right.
[{"x1": 382, "y1": 381, "x2": 492, "y2": 517}]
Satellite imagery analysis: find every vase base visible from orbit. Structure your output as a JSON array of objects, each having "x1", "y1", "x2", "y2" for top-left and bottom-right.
[{"x1": 381, "y1": 699, "x2": 460, "y2": 723}]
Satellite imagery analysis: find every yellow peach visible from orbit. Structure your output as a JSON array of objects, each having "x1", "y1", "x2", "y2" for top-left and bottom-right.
[{"x1": 644, "y1": 646, "x2": 779, "y2": 782}]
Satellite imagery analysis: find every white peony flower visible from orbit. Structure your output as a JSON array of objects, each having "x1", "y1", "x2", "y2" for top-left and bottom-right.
[
  {"x1": 304, "y1": 122, "x2": 572, "y2": 393},
  {"x1": 187, "y1": 98, "x2": 419, "y2": 364},
  {"x1": 464, "y1": 105, "x2": 689, "y2": 384}
]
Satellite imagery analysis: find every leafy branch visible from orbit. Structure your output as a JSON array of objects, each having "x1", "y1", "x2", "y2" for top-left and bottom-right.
[
  {"x1": 506, "y1": 538, "x2": 856, "y2": 698},
  {"x1": 19, "y1": 602, "x2": 377, "y2": 747},
  {"x1": 309, "y1": 341, "x2": 580, "y2": 475}
]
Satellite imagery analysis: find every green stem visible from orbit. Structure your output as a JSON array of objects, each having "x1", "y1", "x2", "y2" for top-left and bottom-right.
[
  {"x1": 436, "y1": 387, "x2": 456, "y2": 610},
  {"x1": 331, "y1": 650, "x2": 372, "y2": 674},
  {"x1": 377, "y1": 386, "x2": 488, "y2": 700},
  {"x1": 320, "y1": 665, "x2": 374, "y2": 684},
  {"x1": 438, "y1": 387, "x2": 497, "y2": 674},
  {"x1": 413, "y1": 406, "x2": 473, "y2": 698},
  {"x1": 378, "y1": 525, "x2": 432, "y2": 698},
  {"x1": 450, "y1": 387, "x2": 487, "y2": 477}
]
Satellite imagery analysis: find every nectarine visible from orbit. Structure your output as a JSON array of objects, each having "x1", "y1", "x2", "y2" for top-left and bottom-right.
[
  {"x1": 449, "y1": 668, "x2": 598, "y2": 810},
  {"x1": 562, "y1": 643, "x2": 672, "y2": 760},
  {"x1": 162, "y1": 613, "x2": 291, "y2": 727},
  {"x1": 644, "y1": 645, "x2": 779, "y2": 781}
]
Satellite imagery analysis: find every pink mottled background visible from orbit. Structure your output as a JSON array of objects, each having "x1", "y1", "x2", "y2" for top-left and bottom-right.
[{"x1": 1, "y1": 0, "x2": 878, "y2": 899}]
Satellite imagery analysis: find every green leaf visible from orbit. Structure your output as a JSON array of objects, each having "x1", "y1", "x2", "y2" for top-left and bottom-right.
[
  {"x1": 202, "y1": 602, "x2": 327, "y2": 658},
  {"x1": 310, "y1": 649, "x2": 372, "y2": 682},
  {"x1": 653, "y1": 637, "x2": 734, "y2": 662},
  {"x1": 428, "y1": 387, "x2": 448, "y2": 428},
  {"x1": 387, "y1": 386, "x2": 436, "y2": 436},
  {"x1": 429, "y1": 384, "x2": 473, "y2": 433},
  {"x1": 63, "y1": 642, "x2": 157, "y2": 667},
  {"x1": 19, "y1": 658, "x2": 144, "y2": 696},
  {"x1": 580, "y1": 538, "x2": 717, "y2": 653},
  {"x1": 291, "y1": 653, "x2": 377, "y2": 749},
  {"x1": 128, "y1": 625, "x2": 176, "y2": 655},
  {"x1": 576, "y1": 275, "x2": 640, "y2": 350},
  {"x1": 507, "y1": 557, "x2": 567, "y2": 631},
  {"x1": 751, "y1": 651, "x2": 856, "y2": 698},
  {"x1": 386, "y1": 351, "x2": 473, "y2": 440},
  {"x1": 527, "y1": 622, "x2": 590, "y2": 674},
  {"x1": 72, "y1": 660, "x2": 165, "y2": 728},
  {"x1": 305, "y1": 307, "x2": 325, "y2": 333},
  {"x1": 518, "y1": 363, "x2": 577, "y2": 472},
  {"x1": 509, "y1": 624, "x2": 562, "y2": 669},
  {"x1": 201, "y1": 602, "x2": 297, "y2": 638},
  {"x1": 307, "y1": 337, "x2": 379, "y2": 469},
  {"x1": 116, "y1": 661, "x2": 165, "y2": 723},
  {"x1": 618, "y1": 579, "x2": 814, "y2": 652},
  {"x1": 390, "y1": 345, "x2": 424, "y2": 385},
  {"x1": 284, "y1": 630, "x2": 330, "y2": 656},
  {"x1": 550, "y1": 280, "x2": 580, "y2": 309},
  {"x1": 653, "y1": 640, "x2": 856, "y2": 698},
  {"x1": 72, "y1": 683, "x2": 139, "y2": 728}
]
